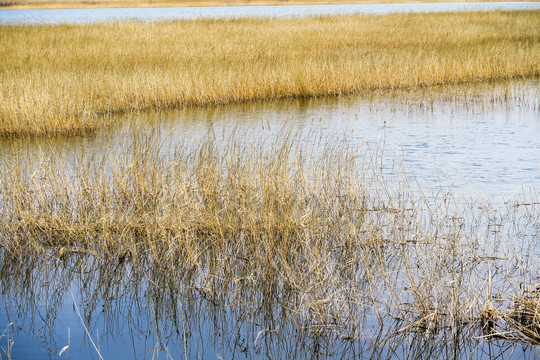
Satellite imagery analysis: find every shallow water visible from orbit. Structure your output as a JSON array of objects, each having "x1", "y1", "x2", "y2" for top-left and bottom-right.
[
  {"x1": 0, "y1": 250, "x2": 538, "y2": 359},
  {"x1": 148, "y1": 81, "x2": 539, "y2": 199},
  {"x1": 1, "y1": 2, "x2": 539, "y2": 24},
  {"x1": 2, "y1": 80, "x2": 538, "y2": 199},
  {"x1": 0, "y1": 80, "x2": 539, "y2": 358}
]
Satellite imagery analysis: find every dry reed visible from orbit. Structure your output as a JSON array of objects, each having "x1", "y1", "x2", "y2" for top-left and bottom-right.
[
  {"x1": 1, "y1": 10, "x2": 539, "y2": 136},
  {"x1": 0, "y1": 129, "x2": 538, "y2": 346}
]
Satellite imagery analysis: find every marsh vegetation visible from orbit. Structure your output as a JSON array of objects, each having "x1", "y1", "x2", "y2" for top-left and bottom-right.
[
  {"x1": 1, "y1": 122, "x2": 539, "y2": 357},
  {"x1": 0, "y1": 8, "x2": 539, "y2": 358},
  {"x1": 1, "y1": 10, "x2": 539, "y2": 136}
]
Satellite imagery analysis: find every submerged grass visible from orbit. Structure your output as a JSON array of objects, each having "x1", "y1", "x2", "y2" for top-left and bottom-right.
[
  {"x1": 0, "y1": 129, "x2": 539, "y2": 349},
  {"x1": 1, "y1": 10, "x2": 539, "y2": 136}
]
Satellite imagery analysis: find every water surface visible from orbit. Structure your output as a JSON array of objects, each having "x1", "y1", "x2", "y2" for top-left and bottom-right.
[
  {"x1": 1, "y1": 2, "x2": 539, "y2": 24},
  {"x1": 3, "y1": 80, "x2": 537, "y2": 199},
  {"x1": 0, "y1": 80, "x2": 539, "y2": 359}
]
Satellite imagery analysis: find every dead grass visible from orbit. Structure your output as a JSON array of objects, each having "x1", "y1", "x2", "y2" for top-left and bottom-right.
[
  {"x1": 0, "y1": 129, "x2": 538, "y2": 346},
  {"x1": 1, "y1": 10, "x2": 539, "y2": 136}
]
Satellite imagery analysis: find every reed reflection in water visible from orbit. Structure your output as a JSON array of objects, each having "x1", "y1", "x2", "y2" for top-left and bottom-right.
[
  {"x1": 0, "y1": 125, "x2": 539, "y2": 358},
  {"x1": 0, "y1": 80, "x2": 539, "y2": 358},
  {"x1": 1, "y1": 250, "x2": 538, "y2": 359}
]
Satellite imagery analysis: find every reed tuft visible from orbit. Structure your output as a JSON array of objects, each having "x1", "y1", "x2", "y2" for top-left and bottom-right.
[{"x1": 1, "y1": 129, "x2": 539, "y2": 346}]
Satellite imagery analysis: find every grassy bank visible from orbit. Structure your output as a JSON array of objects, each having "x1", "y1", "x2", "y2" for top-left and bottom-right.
[
  {"x1": 1, "y1": 10, "x2": 539, "y2": 136},
  {"x1": 1, "y1": 130, "x2": 539, "y2": 345}
]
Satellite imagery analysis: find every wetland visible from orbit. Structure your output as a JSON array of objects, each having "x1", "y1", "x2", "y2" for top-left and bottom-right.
[
  {"x1": 0, "y1": 80, "x2": 539, "y2": 359},
  {"x1": 0, "y1": 9, "x2": 539, "y2": 360}
]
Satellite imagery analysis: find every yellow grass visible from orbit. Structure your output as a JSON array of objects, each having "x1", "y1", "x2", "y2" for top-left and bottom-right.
[
  {"x1": 1, "y1": 129, "x2": 539, "y2": 345},
  {"x1": 3, "y1": 0, "x2": 536, "y2": 10},
  {"x1": 1, "y1": 10, "x2": 539, "y2": 136}
]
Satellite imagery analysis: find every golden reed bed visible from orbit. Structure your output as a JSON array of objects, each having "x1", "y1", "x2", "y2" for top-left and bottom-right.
[{"x1": 1, "y1": 10, "x2": 539, "y2": 136}]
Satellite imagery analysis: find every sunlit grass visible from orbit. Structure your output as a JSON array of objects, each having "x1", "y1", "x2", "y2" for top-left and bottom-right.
[
  {"x1": 0, "y1": 129, "x2": 538, "y2": 345},
  {"x1": 1, "y1": 10, "x2": 539, "y2": 136}
]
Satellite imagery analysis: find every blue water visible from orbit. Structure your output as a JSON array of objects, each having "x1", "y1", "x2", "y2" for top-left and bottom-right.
[
  {"x1": 1, "y1": 2, "x2": 539, "y2": 24},
  {"x1": 1, "y1": 81, "x2": 538, "y2": 199},
  {"x1": 1, "y1": 257, "x2": 538, "y2": 359}
]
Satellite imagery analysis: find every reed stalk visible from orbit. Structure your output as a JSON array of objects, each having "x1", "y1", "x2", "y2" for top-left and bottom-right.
[{"x1": 0, "y1": 130, "x2": 538, "y2": 344}]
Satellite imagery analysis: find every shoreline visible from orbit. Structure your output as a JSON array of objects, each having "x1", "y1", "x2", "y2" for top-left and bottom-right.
[{"x1": 2, "y1": 0, "x2": 538, "y2": 10}]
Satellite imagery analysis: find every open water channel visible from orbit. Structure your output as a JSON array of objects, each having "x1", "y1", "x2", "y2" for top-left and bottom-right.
[{"x1": 1, "y1": 2, "x2": 540, "y2": 24}]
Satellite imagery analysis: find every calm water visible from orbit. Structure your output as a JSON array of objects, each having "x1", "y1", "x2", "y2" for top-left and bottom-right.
[
  {"x1": 1, "y1": 2, "x2": 539, "y2": 24},
  {"x1": 142, "y1": 82, "x2": 540, "y2": 199},
  {"x1": 0, "y1": 81, "x2": 539, "y2": 358},
  {"x1": 0, "y1": 249, "x2": 538, "y2": 359},
  {"x1": 3, "y1": 80, "x2": 538, "y2": 199}
]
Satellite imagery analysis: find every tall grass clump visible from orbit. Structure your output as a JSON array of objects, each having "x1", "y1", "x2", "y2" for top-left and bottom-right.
[
  {"x1": 1, "y1": 10, "x2": 539, "y2": 136},
  {"x1": 0, "y1": 129, "x2": 539, "y2": 347},
  {"x1": 0, "y1": 130, "x2": 368, "y2": 261}
]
